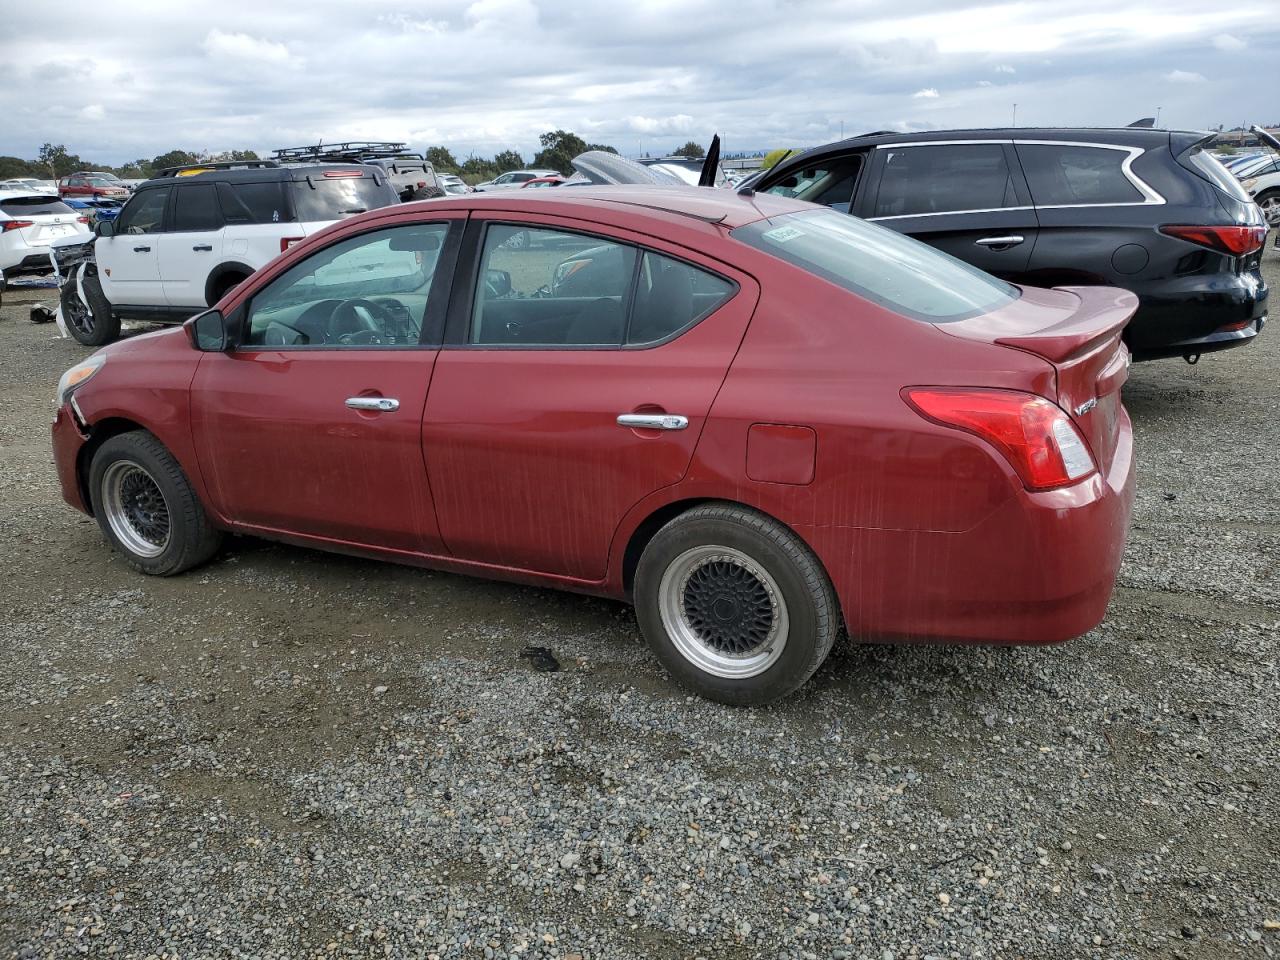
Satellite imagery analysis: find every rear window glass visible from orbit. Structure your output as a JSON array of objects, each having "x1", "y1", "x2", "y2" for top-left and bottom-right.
[
  {"x1": 219, "y1": 181, "x2": 291, "y2": 224},
  {"x1": 732, "y1": 209, "x2": 1018, "y2": 323},
  {"x1": 0, "y1": 196, "x2": 73, "y2": 216},
  {"x1": 629, "y1": 252, "x2": 734, "y2": 344},
  {"x1": 1017, "y1": 144, "x2": 1145, "y2": 205},
  {"x1": 874, "y1": 144, "x2": 1019, "y2": 217},
  {"x1": 290, "y1": 177, "x2": 392, "y2": 222},
  {"x1": 1185, "y1": 148, "x2": 1254, "y2": 202}
]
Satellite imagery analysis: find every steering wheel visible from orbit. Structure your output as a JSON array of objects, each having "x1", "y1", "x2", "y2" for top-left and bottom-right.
[{"x1": 329, "y1": 298, "x2": 396, "y2": 344}]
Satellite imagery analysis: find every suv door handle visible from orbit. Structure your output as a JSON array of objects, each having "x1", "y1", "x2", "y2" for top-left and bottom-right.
[
  {"x1": 617, "y1": 413, "x2": 688, "y2": 431},
  {"x1": 974, "y1": 235, "x2": 1025, "y2": 248},
  {"x1": 345, "y1": 397, "x2": 399, "y2": 412},
  {"x1": 192, "y1": 244, "x2": 213, "y2": 252},
  {"x1": 132, "y1": 245, "x2": 151, "y2": 253}
]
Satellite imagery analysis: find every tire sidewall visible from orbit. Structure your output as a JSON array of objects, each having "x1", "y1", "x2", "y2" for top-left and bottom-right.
[
  {"x1": 62, "y1": 269, "x2": 119, "y2": 346},
  {"x1": 635, "y1": 512, "x2": 829, "y2": 705},
  {"x1": 89, "y1": 434, "x2": 201, "y2": 575}
]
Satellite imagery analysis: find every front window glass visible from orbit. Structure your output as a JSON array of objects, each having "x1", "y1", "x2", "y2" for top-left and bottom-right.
[
  {"x1": 244, "y1": 223, "x2": 447, "y2": 347},
  {"x1": 873, "y1": 144, "x2": 1019, "y2": 217},
  {"x1": 1017, "y1": 144, "x2": 1145, "y2": 205},
  {"x1": 732, "y1": 209, "x2": 1017, "y2": 323},
  {"x1": 765, "y1": 158, "x2": 862, "y2": 212},
  {"x1": 471, "y1": 225, "x2": 636, "y2": 346},
  {"x1": 116, "y1": 188, "x2": 169, "y2": 234}
]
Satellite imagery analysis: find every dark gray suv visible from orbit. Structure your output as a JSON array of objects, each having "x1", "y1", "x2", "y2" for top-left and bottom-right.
[{"x1": 743, "y1": 128, "x2": 1268, "y2": 362}]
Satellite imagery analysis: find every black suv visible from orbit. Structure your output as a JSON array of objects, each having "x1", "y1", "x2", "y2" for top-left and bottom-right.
[{"x1": 745, "y1": 128, "x2": 1268, "y2": 361}]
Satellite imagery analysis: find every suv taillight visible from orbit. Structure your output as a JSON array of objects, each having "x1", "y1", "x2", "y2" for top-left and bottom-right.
[
  {"x1": 1159, "y1": 224, "x2": 1266, "y2": 256},
  {"x1": 1, "y1": 220, "x2": 34, "y2": 233},
  {"x1": 904, "y1": 388, "x2": 1096, "y2": 491},
  {"x1": 280, "y1": 237, "x2": 304, "y2": 253}
]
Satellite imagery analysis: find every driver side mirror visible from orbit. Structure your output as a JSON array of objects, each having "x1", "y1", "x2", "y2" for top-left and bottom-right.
[
  {"x1": 185, "y1": 309, "x2": 228, "y2": 352},
  {"x1": 485, "y1": 268, "x2": 512, "y2": 298},
  {"x1": 95, "y1": 220, "x2": 114, "y2": 238}
]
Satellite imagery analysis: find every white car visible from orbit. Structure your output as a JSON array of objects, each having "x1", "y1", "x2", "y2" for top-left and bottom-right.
[
  {"x1": 0, "y1": 191, "x2": 91, "y2": 278},
  {"x1": 1243, "y1": 167, "x2": 1280, "y2": 227},
  {"x1": 472, "y1": 169, "x2": 560, "y2": 191},
  {"x1": 1, "y1": 177, "x2": 58, "y2": 194},
  {"x1": 58, "y1": 161, "x2": 399, "y2": 345},
  {"x1": 439, "y1": 174, "x2": 470, "y2": 195}
]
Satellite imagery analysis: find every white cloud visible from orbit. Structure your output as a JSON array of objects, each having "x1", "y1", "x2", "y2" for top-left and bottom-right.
[
  {"x1": 1163, "y1": 69, "x2": 1206, "y2": 83},
  {"x1": 994, "y1": 64, "x2": 1015, "y2": 73},
  {"x1": 977, "y1": 80, "x2": 994, "y2": 87},
  {"x1": 465, "y1": 0, "x2": 538, "y2": 32},
  {"x1": 912, "y1": 87, "x2": 940, "y2": 98},
  {"x1": 1212, "y1": 33, "x2": 1246, "y2": 51},
  {"x1": 377, "y1": 14, "x2": 448, "y2": 35},
  {"x1": 79, "y1": 104, "x2": 105, "y2": 121},
  {"x1": 202, "y1": 29, "x2": 293, "y2": 64}
]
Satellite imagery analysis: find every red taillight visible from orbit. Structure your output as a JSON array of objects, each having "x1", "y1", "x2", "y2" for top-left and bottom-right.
[
  {"x1": 1159, "y1": 224, "x2": 1266, "y2": 256},
  {"x1": 322, "y1": 170, "x2": 363, "y2": 178},
  {"x1": 280, "y1": 237, "x2": 304, "y2": 253},
  {"x1": 1, "y1": 220, "x2": 34, "y2": 233},
  {"x1": 76, "y1": 216, "x2": 90, "y2": 224},
  {"x1": 904, "y1": 388, "x2": 1096, "y2": 491}
]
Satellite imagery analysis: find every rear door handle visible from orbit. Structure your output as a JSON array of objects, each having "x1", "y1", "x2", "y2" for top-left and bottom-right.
[
  {"x1": 974, "y1": 235, "x2": 1025, "y2": 248},
  {"x1": 617, "y1": 413, "x2": 688, "y2": 431},
  {"x1": 192, "y1": 244, "x2": 213, "y2": 252},
  {"x1": 345, "y1": 397, "x2": 400, "y2": 412},
  {"x1": 132, "y1": 245, "x2": 151, "y2": 252}
]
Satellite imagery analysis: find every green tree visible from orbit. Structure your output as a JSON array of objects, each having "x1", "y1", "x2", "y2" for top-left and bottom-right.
[
  {"x1": 674, "y1": 141, "x2": 705, "y2": 159},
  {"x1": 532, "y1": 130, "x2": 589, "y2": 174},
  {"x1": 460, "y1": 156, "x2": 498, "y2": 182},
  {"x1": 424, "y1": 146, "x2": 459, "y2": 173},
  {"x1": 761, "y1": 148, "x2": 795, "y2": 170},
  {"x1": 150, "y1": 149, "x2": 198, "y2": 172},
  {"x1": 38, "y1": 143, "x2": 82, "y2": 177},
  {"x1": 116, "y1": 158, "x2": 152, "y2": 179},
  {"x1": 0, "y1": 156, "x2": 40, "y2": 179},
  {"x1": 206, "y1": 149, "x2": 260, "y2": 163},
  {"x1": 492, "y1": 150, "x2": 524, "y2": 173}
]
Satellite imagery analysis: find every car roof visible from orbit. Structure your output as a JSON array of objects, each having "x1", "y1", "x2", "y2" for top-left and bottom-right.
[
  {"x1": 137, "y1": 163, "x2": 384, "y2": 188},
  {"x1": 403, "y1": 184, "x2": 811, "y2": 230}
]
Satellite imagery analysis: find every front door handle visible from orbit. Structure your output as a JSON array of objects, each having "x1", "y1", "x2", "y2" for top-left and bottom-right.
[
  {"x1": 132, "y1": 245, "x2": 151, "y2": 253},
  {"x1": 345, "y1": 397, "x2": 399, "y2": 412},
  {"x1": 617, "y1": 413, "x2": 688, "y2": 431},
  {"x1": 974, "y1": 235, "x2": 1025, "y2": 248},
  {"x1": 192, "y1": 244, "x2": 213, "y2": 252}
]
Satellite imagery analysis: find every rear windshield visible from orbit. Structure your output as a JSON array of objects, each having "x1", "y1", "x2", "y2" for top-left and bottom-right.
[
  {"x1": 290, "y1": 176, "x2": 393, "y2": 222},
  {"x1": 0, "y1": 196, "x2": 74, "y2": 216},
  {"x1": 1186, "y1": 148, "x2": 1253, "y2": 202},
  {"x1": 732, "y1": 209, "x2": 1018, "y2": 323}
]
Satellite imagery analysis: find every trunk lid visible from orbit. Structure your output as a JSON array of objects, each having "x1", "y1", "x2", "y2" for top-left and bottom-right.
[
  {"x1": 19, "y1": 213, "x2": 84, "y2": 248},
  {"x1": 941, "y1": 285, "x2": 1137, "y2": 473}
]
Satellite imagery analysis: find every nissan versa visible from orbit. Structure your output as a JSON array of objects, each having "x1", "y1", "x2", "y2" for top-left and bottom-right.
[{"x1": 52, "y1": 187, "x2": 1137, "y2": 704}]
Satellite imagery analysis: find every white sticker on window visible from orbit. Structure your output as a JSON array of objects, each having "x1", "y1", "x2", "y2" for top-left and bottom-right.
[{"x1": 762, "y1": 225, "x2": 804, "y2": 243}]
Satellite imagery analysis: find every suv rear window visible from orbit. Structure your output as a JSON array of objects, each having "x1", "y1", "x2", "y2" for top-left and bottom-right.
[
  {"x1": 1184, "y1": 148, "x2": 1253, "y2": 202},
  {"x1": 1017, "y1": 144, "x2": 1145, "y2": 205},
  {"x1": 290, "y1": 176, "x2": 391, "y2": 222},
  {"x1": 0, "y1": 196, "x2": 74, "y2": 216},
  {"x1": 218, "y1": 181, "x2": 291, "y2": 224},
  {"x1": 732, "y1": 209, "x2": 1018, "y2": 323}
]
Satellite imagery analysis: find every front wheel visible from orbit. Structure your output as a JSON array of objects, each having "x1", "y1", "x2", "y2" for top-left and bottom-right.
[
  {"x1": 634, "y1": 504, "x2": 839, "y2": 705},
  {"x1": 1256, "y1": 191, "x2": 1280, "y2": 228},
  {"x1": 60, "y1": 268, "x2": 119, "y2": 346},
  {"x1": 89, "y1": 431, "x2": 222, "y2": 575}
]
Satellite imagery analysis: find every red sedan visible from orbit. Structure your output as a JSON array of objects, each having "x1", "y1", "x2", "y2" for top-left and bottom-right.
[{"x1": 51, "y1": 187, "x2": 1136, "y2": 704}]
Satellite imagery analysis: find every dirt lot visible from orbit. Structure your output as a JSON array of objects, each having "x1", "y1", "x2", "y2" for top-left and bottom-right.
[{"x1": 1, "y1": 253, "x2": 1278, "y2": 960}]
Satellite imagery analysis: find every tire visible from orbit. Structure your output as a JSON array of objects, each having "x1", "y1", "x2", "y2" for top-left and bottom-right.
[
  {"x1": 88, "y1": 431, "x2": 222, "y2": 576},
  {"x1": 208, "y1": 273, "x2": 247, "y2": 307},
  {"x1": 633, "y1": 503, "x2": 839, "y2": 705},
  {"x1": 1256, "y1": 191, "x2": 1280, "y2": 228},
  {"x1": 61, "y1": 268, "x2": 120, "y2": 346}
]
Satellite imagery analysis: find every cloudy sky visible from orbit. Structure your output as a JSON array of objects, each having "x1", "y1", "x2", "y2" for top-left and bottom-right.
[{"x1": 1, "y1": 0, "x2": 1277, "y2": 165}]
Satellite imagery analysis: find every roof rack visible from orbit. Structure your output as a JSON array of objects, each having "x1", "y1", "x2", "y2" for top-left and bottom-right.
[
  {"x1": 155, "y1": 159, "x2": 281, "y2": 178},
  {"x1": 272, "y1": 141, "x2": 423, "y2": 163}
]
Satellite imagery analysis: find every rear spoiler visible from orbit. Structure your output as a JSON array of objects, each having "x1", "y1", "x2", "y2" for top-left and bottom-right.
[{"x1": 995, "y1": 287, "x2": 1137, "y2": 362}]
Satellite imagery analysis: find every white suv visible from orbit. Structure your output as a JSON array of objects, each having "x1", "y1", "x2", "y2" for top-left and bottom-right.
[
  {"x1": 58, "y1": 161, "x2": 399, "y2": 345},
  {"x1": 0, "y1": 191, "x2": 91, "y2": 278}
]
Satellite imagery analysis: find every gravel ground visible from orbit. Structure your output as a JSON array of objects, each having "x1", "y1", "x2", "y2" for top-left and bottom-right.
[{"x1": 1, "y1": 252, "x2": 1278, "y2": 960}]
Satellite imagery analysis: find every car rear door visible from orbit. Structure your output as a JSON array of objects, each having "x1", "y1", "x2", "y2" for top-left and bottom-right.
[
  {"x1": 421, "y1": 216, "x2": 757, "y2": 581},
  {"x1": 159, "y1": 181, "x2": 226, "y2": 309},
  {"x1": 860, "y1": 141, "x2": 1039, "y2": 279},
  {"x1": 97, "y1": 186, "x2": 170, "y2": 307},
  {"x1": 191, "y1": 216, "x2": 462, "y2": 552}
]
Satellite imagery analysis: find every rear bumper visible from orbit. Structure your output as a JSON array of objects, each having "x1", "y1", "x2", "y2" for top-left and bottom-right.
[
  {"x1": 1126, "y1": 269, "x2": 1267, "y2": 361},
  {"x1": 51, "y1": 404, "x2": 91, "y2": 514},
  {"x1": 1, "y1": 252, "x2": 57, "y2": 277},
  {"x1": 802, "y1": 409, "x2": 1136, "y2": 645}
]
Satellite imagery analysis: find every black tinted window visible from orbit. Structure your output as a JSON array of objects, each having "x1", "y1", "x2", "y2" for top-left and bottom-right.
[
  {"x1": 291, "y1": 176, "x2": 393, "y2": 222},
  {"x1": 171, "y1": 184, "x2": 223, "y2": 231},
  {"x1": 218, "y1": 181, "x2": 291, "y2": 224},
  {"x1": 629, "y1": 252, "x2": 734, "y2": 345},
  {"x1": 0, "y1": 196, "x2": 74, "y2": 216},
  {"x1": 116, "y1": 188, "x2": 169, "y2": 234},
  {"x1": 873, "y1": 144, "x2": 1018, "y2": 217},
  {"x1": 1017, "y1": 144, "x2": 1144, "y2": 205}
]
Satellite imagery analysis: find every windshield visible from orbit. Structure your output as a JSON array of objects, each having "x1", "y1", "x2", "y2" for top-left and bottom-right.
[{"x1": 732, "y1": 209, "x2": 1018, "y2": 323}]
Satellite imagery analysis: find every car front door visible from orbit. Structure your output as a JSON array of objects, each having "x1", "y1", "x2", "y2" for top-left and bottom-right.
[
  {"x1": 159, "y1": 181, "x2": 225, "y2": 310},
  {"x1": 190, "y1": 217, "x2": 462, "y2": 552},
  {"x1": 98, "y1": 186, "x2": 170, "y2": 307},
  {"x1": 860, "y1": 142, "x2": 1039, "y2": 279},
  {"x1": 421, "y1": 218, "x2": 756, "y2": 581}
]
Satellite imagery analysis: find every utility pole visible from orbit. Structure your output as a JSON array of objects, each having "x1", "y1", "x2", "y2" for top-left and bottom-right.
[
  {"x1": 1155, "y1": 106, "x2": 1162, "y2": 127},
  {"x1": 1012, "y1": 103, "x2": 1018, "y2": 127},
  {"x1": 840, "y1": 119, "x2": 844, "y2": 139}
]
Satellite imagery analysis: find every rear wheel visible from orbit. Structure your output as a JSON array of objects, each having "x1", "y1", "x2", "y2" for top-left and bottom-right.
[
  {"x1": 208, "y1": 273, "x2": 248, "y2": 307},
  {"x1": 1256, "y1": 191, "x2": 1280, "y2": 228},
  {"x1": 634, "y1": 504, "x2": 839, "y2": 705},
  {"x1": 60, "y1": 269, "x2": 120, "y2": 346},
  {"x1": 89, "y1": 431, "x2": 222, "y2": 576}
]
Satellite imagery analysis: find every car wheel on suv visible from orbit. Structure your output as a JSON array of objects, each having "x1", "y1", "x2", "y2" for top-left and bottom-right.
[{"x1": 60, "y1": 268, "x2": 119, "y2": 346}]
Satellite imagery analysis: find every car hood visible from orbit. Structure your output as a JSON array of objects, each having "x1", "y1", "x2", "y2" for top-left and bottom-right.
[{"x1": 570, "y1": 151, "x2": 687, "y2": 186}]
